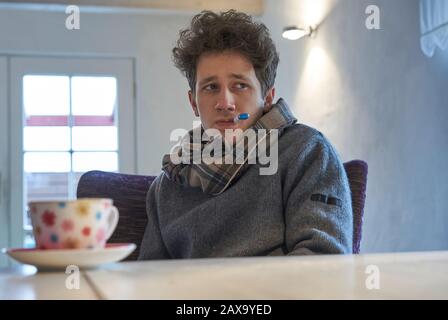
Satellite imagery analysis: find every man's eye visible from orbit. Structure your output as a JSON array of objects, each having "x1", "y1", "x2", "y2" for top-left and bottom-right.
[
  {"x1": 235, "y1": 83, "x2": 248, "y2": 89},
  {"x1": 203, "y1": 84, "x2": 217, "y2": 90}
]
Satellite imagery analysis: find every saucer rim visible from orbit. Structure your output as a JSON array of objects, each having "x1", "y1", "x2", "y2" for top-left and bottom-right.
[
  {"x1": 6, "y1": 243, "x2": 136, "y2": 254},
  {"x1": 5, "y1": 243, "x2": 136, "y2": 270}
]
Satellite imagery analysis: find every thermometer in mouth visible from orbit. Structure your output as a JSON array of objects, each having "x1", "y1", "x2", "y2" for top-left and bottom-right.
[{"x1": 233, "y1": 113, "x2": 250, "y2": 123}]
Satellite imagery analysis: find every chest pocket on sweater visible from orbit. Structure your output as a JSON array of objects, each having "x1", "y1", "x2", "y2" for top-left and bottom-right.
[{"x1": 310, "y1": 193, "x2": 342, "y2": 207}]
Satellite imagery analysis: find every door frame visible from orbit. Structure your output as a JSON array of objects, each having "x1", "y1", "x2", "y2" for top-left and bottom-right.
[
  {"x1": 0, "y1": 56, "x2": 9, "y2": 267},
  {"x1": 8, "y1": 56, "x2": 136, "y2": 251}
]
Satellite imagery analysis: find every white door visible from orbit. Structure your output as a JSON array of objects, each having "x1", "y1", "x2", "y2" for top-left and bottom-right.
[
  {"x1": 0, "y1": 56, "x2": 9, "y2": 267},
  {"x1": 8, "y1": 57, "x2": 135, "y2": 256}
]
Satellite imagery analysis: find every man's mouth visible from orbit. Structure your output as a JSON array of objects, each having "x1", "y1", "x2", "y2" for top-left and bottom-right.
[{"x1": 214, "y1": 120, "x2": 236, "y2": 129}]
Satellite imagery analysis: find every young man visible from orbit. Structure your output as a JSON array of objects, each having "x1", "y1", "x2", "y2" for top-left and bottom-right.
[{"x1": 138, "y1": 10, "x2": 353, "y2": 259}]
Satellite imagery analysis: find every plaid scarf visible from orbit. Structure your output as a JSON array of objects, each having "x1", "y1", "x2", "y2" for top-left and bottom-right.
[{"x1": 162, "y1": 98, "x2": 297, "y2": 196}]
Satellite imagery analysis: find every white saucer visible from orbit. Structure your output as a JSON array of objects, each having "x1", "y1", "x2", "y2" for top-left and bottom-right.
[{"x1": 5, "y1": 243, "x2": 136, "y2": 271}]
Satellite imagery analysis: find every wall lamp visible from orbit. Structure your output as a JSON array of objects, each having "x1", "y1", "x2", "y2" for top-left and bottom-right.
[{"x1": 282, "y1": 25, "x2": 316, "y2": 40}]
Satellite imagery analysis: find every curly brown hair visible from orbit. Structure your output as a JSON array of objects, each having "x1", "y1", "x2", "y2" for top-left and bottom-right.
[{"x1": 172, "y1": 9, "x2": 279, "y2": 97}]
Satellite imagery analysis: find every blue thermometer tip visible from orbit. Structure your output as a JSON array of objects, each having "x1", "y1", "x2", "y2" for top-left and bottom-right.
[{"x1": 236, "y1": 113, "x2": 250, "y2": 121}]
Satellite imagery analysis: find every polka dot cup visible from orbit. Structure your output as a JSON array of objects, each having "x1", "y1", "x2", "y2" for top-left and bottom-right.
[{"x1": 28, "y1": 198, "x2": 119, "y2": 250}]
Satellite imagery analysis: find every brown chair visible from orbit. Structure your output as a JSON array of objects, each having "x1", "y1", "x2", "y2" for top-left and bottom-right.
[{"x1": 76, "y1": 160, "x2": 368, "y2": 259}]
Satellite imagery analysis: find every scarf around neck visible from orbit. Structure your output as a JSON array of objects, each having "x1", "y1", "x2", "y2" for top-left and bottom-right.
[{"x1": 162, "y1": 98, "x2": 297, "y2": 196}]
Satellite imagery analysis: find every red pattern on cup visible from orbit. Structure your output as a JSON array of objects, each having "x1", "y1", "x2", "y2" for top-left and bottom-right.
[
  {"x1": 42, "y1": 211, "x2": 56, "y2": 227},
  {"x1": 61, "y1": 219, "x2": 74, "y2": 232},
  {"x1": 82, "y1": 226, "x2": 91, "y2": 237}
]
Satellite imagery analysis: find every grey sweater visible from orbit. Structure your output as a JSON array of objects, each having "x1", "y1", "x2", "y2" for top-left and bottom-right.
[{"x1": 138, "y1": 123, "x2": 353, "y2": 259}]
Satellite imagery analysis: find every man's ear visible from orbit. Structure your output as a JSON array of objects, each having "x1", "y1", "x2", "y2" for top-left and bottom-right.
[
  {"x1": 188, "y1": 90, "x2": 200, "y2": 117},
  {"x1": 263, "y1": 87, "x2": 276, "y2": 112}
]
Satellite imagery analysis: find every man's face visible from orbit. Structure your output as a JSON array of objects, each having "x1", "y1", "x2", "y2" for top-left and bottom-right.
[{"x1": 188, "y1": 50, "x2": 275, "y2": 138}]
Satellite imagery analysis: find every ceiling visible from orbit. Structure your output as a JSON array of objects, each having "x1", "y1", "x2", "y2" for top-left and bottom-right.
[{"x1": 0, "y1": 0, "x2": 264, "y2": 15}]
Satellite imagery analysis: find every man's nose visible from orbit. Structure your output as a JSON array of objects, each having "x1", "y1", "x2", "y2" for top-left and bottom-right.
[{"x1": 214, "y1": 89, "x2": 236, "y2": 112}]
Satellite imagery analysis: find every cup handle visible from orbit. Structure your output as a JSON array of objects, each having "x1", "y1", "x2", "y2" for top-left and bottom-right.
[{"x1": 105, "y1": 206, "x2": 119, "y2": 241}]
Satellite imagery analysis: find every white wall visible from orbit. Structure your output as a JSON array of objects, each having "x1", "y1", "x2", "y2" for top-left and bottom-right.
[
  {"x1": 0, "y1": 4, "x2": 197, "y2": 176},
  {"x1": 262, "y1": 0, "x2": 448, "y2": 253}
]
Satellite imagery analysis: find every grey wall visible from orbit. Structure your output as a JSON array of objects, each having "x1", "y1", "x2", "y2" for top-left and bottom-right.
[{"x1": 262, "y1": 0, "x2": 448, "y2": 253}]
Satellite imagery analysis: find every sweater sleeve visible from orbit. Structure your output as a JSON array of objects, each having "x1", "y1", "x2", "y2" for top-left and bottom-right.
[
  {"x1": 138, "y1": 174, "x2": 171, "y2": 260},
  {"x1": 283, "y1": 133, "x2": 353, "y2": 255}
]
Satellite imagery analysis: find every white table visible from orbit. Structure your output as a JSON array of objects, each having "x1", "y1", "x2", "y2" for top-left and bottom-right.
[
  {"x1": 2, "y1": 251, "x2": 448, "y2": 299},
  {"x1": 0, "y1": 265, "x2": 97, "y2": 299}
]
